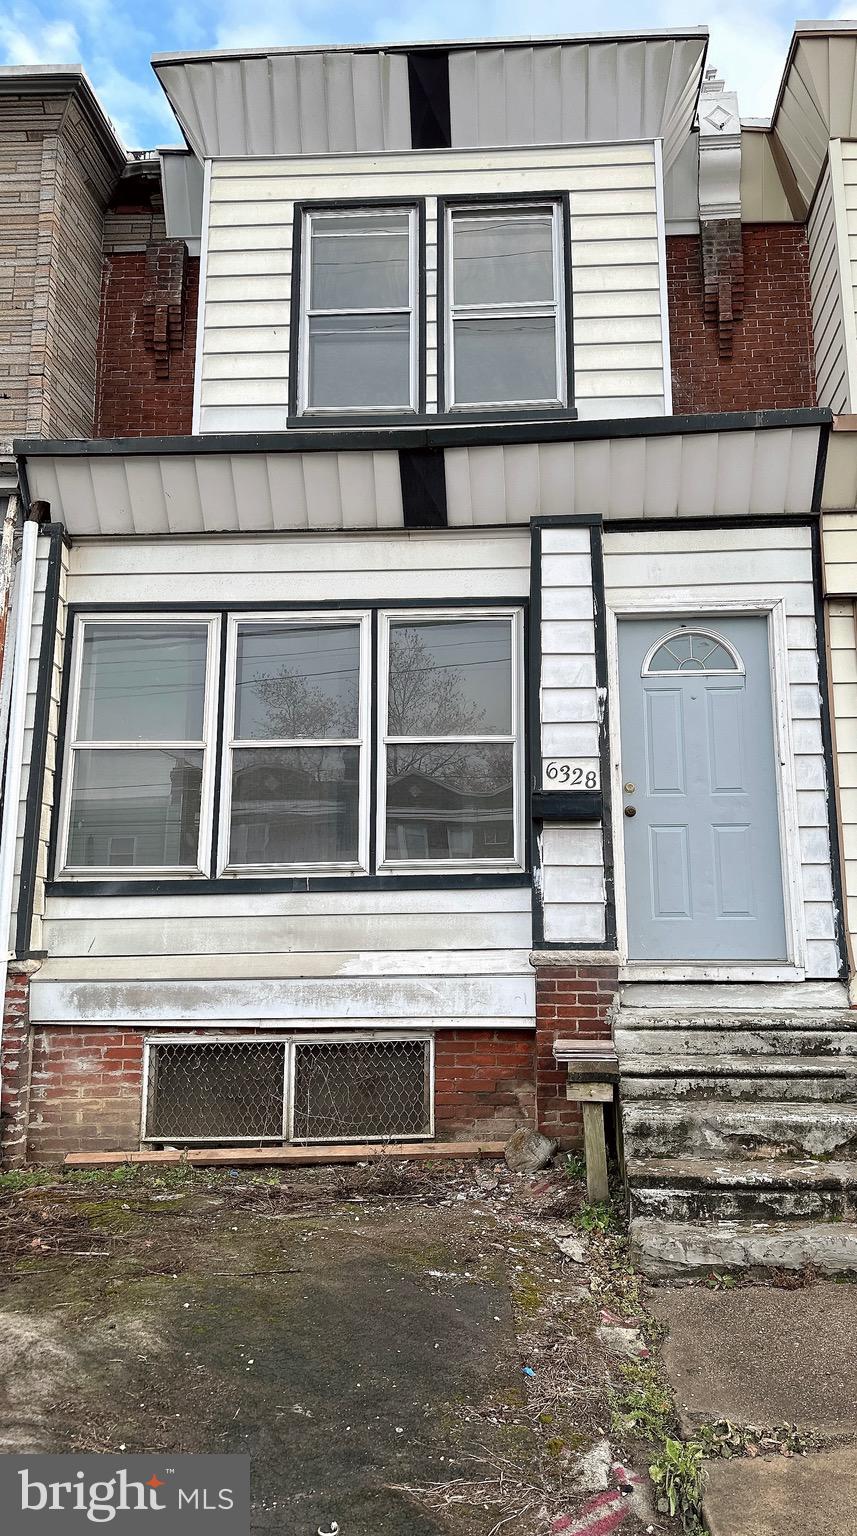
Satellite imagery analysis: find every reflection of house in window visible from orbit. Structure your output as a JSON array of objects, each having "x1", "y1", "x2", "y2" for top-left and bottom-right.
[
  {"x1": 229, "y1": 749, "x2": 359, "y2": 866},
  {"x1": 386, "y1": 769, "x2": 514, "y2": 863}
]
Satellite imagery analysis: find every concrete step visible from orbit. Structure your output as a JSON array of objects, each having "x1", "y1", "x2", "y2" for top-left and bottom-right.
[
  {"x1": 615, "y1": 1014, "x2": 857, "y2": 1060},
  {"x1": 621, "y1": 1055, "x2": 857, "y2": 1102},
  {"x1": 622, "y1": 1098, "x2": 857, "y2": 1160},
  {"x1": 627, "y1": 1154, "x2": 857, "y2": 1223},
  {"x1": 618, "y1": 981, "x2": 849, "y2": 1012},
  {"x1": 630, "y1": 1216, "x2": 857, "y2": 1279}
]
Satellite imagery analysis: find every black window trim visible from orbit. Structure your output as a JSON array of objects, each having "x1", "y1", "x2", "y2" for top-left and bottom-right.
[
  {"x1": 288, "y1": 197, "x2": 428, "y2": 425},
  {"x1": 48, "y1": 596, "x2": 530, "y2": 896}
]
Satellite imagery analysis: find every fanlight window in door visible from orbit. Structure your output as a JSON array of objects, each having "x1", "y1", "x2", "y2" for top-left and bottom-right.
[{"x1": 643, "y1": 629, "x2": 743, "y2": 675}]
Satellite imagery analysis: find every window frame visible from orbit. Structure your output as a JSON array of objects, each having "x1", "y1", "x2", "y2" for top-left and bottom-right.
[
  {"x1": 443, "y1": 197, "x2": 569, "y2": 413},
  {"x1": 376, "y1": 606, "x2": 525, "y2": 874},
  {"x1": 55, "y1": 613, "x2": 220, "y2": 880},
  {"x1": 296, "y1": 204, "x2": 421, "y2": 418},
  {"x1": 52, "y1": 601, "x2": 529, "y2": 890},
  {"x1": 218, "y1": 610, "x2": 372, "y2": 877},
  {"x1": 642, "y1": 627, "x2": 745, "y2": 676}
]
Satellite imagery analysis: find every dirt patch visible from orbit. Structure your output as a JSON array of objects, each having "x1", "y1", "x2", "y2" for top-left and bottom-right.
[{"x1": 0, "y1": 1159, "x2": 679, "y2": 1535}]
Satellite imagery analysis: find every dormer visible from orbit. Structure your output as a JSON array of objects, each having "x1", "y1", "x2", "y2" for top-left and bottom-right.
[{"x1": 152, "y1": 31, "x2": 708, "y2": 434}]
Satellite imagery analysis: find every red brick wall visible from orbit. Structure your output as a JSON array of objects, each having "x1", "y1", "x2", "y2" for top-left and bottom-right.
[
  {"x1": 535, "y1": 964, "x2": 618, "y2": 1143},
  {"x1": 434, "y1": 1030, "x2": 535, "y2": 1140},
  {"x1": 94, "y1": 252, "x2": 198, "y2": 437},
  {"x1": 27, "y1": 1028, "x2": 144, "y2": 1162},
  {"x1": 667, "y1": 225, "x2": 816, "y2": 414},
  {"x1": 2, "y1": 967, "x2": 34, "y2": 1166}
]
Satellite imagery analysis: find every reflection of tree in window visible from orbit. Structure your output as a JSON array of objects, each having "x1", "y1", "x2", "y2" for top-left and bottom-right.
[{"x1": 385, "y1": 621, "x2": 515, "y2": 862}]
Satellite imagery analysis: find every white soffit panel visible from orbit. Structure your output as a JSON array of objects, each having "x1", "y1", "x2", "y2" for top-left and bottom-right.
[
  {"x1": 444, "y1": 427, "x2": 821, "y2": 525},
  {"x1": 153, "y1": 51, "x2": 412, "y2": 158},
  {"x1": 25, "y1": 452, "x2": 405, "y2": 536},
  {"x1": 773, "y1": 26, "x2": 857, "y2": 209},
  {"x1": 447, "y1": 35, "x2": 707, "y2": 170},
  {"x1": 22, "y1": 424, "x2": 822, "y2": 537}
]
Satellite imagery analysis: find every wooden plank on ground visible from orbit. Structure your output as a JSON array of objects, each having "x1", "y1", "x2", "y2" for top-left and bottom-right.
[{"x1": 64, "y1": 1141, "x2": 506, "y2": 1170}]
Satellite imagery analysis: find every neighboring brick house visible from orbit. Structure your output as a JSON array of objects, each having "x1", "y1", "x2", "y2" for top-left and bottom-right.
[{"x1": 4, "y1": 29, "x2": 857, "y2": 1279}]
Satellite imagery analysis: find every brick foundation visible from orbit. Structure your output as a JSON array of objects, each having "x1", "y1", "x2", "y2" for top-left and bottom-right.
[
  {"x1": 534, "y1": 963, "x2": 619, "y2": 1143},
  {"x1": 433, "y1": 1029, "x2": 535, "y2": 1140},
  {"x1": 667, "y1": 224, "x2": 816, "y2": 414},
  {"x1": 1, "y1": 965, "x2": 36, "y2": 1166},
  {"x1": 27, "y1": 1029, "x2": 144, "y2": 1162}
]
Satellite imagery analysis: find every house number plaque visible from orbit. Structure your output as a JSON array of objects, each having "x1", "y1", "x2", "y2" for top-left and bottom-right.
[{"x1": 543, "y1": 759, "x2": 600, "y2": 790}]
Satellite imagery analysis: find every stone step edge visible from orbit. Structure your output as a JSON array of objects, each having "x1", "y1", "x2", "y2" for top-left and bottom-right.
[
  {"x1": 629, "y1": 1217, "x2": 857, "y2": 1276},
  {"x1": 622, "y1": 1098, "x2": 857, "y2": 1121},
  {"x1": 620, "y1": 1055, "x2": 857, "y2": 1078},
  {"x1": 625, "y1": 1155, "x2": 857, "y2": 1191},
  {"x1": 615, "y1": 1009, "x2": 856, "y2": 1028}
]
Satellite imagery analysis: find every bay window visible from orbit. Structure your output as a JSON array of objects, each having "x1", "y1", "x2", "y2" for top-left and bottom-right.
[
  {"x1": 56, "y1": 607, "x2": 523, "y2": 880},
  {"x1": 298, "y1": 206, "x2": 419, "y2": 414},
  {"x1": 445, "y1": 201, "x2": 566, "y2": 410}
]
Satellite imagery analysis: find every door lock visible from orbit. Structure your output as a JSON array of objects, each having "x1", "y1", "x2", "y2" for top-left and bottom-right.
[{"x1": 624, "y1": 806, "x2": 637, "y2": 817}]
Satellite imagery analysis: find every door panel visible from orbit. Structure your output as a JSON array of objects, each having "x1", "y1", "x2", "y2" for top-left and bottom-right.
[{"x1": 618, "y1": 614, "x2": 788, "y2": 962}]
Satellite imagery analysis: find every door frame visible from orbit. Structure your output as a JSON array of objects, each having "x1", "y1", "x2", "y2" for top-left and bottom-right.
[{"x1": 605, "y1": 595, "x2": 806, "y2": 982}]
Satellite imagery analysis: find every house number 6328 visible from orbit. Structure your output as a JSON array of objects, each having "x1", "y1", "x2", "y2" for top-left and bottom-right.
[{"x1": 543, "y1": 760, "x2": 599, "y2": 789}]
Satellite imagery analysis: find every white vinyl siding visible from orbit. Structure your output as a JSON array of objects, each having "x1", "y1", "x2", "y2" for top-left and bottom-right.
[
  {"x1": 30, "y1": 527, "x2": 535, "y2": 1032},
  {"x1": 807, "y1": 147, "x2": 854, "y2": 413},
  {"x1": 537, "y1": 524, "x2": 604, "y2": 944},
  {"x1": 827, "y1": 596, "x2": 857, "y2": 989},
  {"x1": 604, "y1": 524, "x2": 840, "y2": 978},
  {"x1": 197, "y1": 142, "x2": 666, "y2": 432},
  {"x1": 9, "y1": 538, "x2": 68, "y2": 955}
]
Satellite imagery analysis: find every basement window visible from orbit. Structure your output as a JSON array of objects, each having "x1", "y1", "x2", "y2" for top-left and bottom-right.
[{"x1": 141, "y1": 1035, "x2": 433, "y2": 1145}]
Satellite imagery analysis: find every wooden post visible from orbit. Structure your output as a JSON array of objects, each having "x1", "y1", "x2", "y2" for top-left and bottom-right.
[
  {"x1": 566, "y1": 1080, "x2": 613, "y2": 1204},
  {"x1": 582, "y1": 1102, "x2": 610, "y2": 1203}
]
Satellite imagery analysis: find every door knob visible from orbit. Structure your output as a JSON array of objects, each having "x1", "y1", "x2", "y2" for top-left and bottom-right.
[{"x1": 624, "y1": 806, "x2": 636, "y2": 817}]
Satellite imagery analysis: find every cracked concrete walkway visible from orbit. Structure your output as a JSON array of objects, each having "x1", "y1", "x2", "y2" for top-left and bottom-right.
[{"x1": 649, "y1": 1282, "x2": 857, "y2": 1536}]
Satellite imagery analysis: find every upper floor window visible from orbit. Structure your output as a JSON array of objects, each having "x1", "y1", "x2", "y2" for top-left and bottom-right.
[
  {"x1": 445, "y1": 202, "x2": 567, "y2": 411},
  {"x1": 298, "y1": 207, "x2": 418, "y2": 415}
]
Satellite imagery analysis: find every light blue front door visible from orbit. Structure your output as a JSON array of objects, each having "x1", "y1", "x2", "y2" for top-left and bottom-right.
[{"x1": 618, "y1": 615, "x2": 788, "y2": 963}]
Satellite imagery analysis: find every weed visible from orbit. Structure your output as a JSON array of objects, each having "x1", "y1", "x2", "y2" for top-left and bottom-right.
[
  {"x1": 705, "y1": 1272, "x2": 736, "y2": 1290},
  {"x1": 561, "y1": 1152, "x2": 586, "y2": 1182},
  {"x1": 611, "y1": 1360, "x2": 675, "y2": 1440},
  {"x1": 649, "y1": 1437, "x2": 706, "y2": 1533},
  {"x1": 573, "y1": 1201, "x2": 618, "y2": 1235},
  {"x1": 698, "y1": 1418, "x2": 816, "y2": 1458}
]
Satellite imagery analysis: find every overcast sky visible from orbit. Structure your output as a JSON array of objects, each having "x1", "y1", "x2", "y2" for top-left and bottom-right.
[{"x1": 0, "y1": 1, "x2": 854, "y2": 148}]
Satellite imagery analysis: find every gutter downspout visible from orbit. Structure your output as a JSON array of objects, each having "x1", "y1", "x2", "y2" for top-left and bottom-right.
[{"x1": 0, "y1": 500, "x2": 47, "y2": 1114}]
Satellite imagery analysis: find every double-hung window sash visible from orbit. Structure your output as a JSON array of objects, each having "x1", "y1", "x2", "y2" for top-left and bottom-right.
[
  {"x1": 378, "y1": 610, "x2": 523, "y2": 869},
  {"x1": 58, "y1": 617, "x2": 218, "y2": 875},
  {"x1": 300, "y1": 208, "x2": 418, "y2": 413},
  {"x1": 220, "y1": 614, "x2": 371, "y2": 874},
  {"x1": 446, "y1": 202, "x2": 566, "y2": 410}
]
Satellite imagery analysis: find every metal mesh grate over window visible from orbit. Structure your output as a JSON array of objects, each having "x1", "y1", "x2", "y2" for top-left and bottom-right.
[
  {"x1": 144, "y1": 1039, "x2": 287, "y2": 1143},
  {"x1": 291, "y1": 1038, "x2": 432, "y2": 1142}
]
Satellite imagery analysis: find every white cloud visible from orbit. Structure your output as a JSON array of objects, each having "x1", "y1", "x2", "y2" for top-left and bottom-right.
[{"x1": 0, "y1": 14, "x2": 81, "y2": 65}]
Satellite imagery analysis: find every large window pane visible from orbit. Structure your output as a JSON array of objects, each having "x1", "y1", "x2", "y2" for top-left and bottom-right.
[
  {"x1": 387, "y1": 620, "x2": 512, "y2": 737},
  {"x1": 386, "y1": 743, "x2": 514, "y2": 861},
  {"x1": 67, "y1": 749, "x2": 203, "y2": 867},
  {"x1": 453, "y1": 314, "x2": 558, "y2": 404},
  {"x1": 229, "y1": 747, "x2": 359, "y2": 865},
  {"x1": 311, "y1": 218, "x2": 410, "y2": 309},
  {"x1": 235, "y1": 624, "x2": 360, "y2": 740},
  {"x1": 77, "y1": 625, "x2": 208, "y2": 742},
  {"x1": 308, "y1": 315, "x2": 411, "y2": 408},
  {"x1": 453, "y1": 213, "x2": 554, "y2": 305}
]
